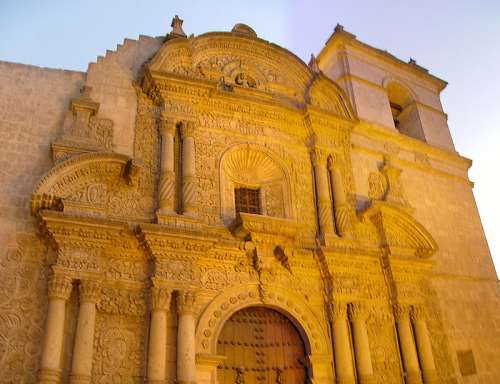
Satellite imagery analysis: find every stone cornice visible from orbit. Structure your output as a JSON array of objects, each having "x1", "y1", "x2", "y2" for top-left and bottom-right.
[
  {"x1": 317, "y1": 27, "x2": 447, "y2": 92},
  {"x1": 136, "y1": 221, "x2": 220, "y2": 260},
  {"x1": 38, "y1": 210, "x2": 133, "y2": 250},
  {"x1": 353, "y1": 121, "x2": 472, "y2": 172}
]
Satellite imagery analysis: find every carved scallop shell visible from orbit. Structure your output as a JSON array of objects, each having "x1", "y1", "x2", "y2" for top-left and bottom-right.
[{"x1": 223, "y1": 146, "x2": 283, "y2": 185}]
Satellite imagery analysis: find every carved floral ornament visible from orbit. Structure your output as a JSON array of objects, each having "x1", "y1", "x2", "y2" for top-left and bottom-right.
[{"x1": 145, "y1": 30, "x2": 357, "y2": 121}]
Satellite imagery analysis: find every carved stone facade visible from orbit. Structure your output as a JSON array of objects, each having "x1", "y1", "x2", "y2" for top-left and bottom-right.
[{"x1": 0, "y1": 17, "x2": 499, "y2": 384}]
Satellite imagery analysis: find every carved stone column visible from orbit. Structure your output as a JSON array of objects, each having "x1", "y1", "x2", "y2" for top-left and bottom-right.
[
  {"x1": 327, "y1": 156, "x2": 351, "y2": 236},
  {"x1": 311, "y1": 149, "x2": 335, "y2": 242},
  {"x1": 411, "y1": 306, "x2": 438, "y2": 384},
  {"x1": 331, "y1": 302, "x2": 355, "y2": 384},
  {"x1": 158, "y1": 116, "x2": 177, "y2": 216},
  {"x1": 177, "y1": 291, "x2": 197, "y2": 384},
  {"x1": 180, "y1": 121, "x2": 197, "y2": 216},
  {"x1": 38, "y1": 273, "x2": 73, "y2": 384},
  {"x1": 394, "y1": 304, "x2": 423, "y2": 384},
  {"x1": 147, "y1": 286, "x2": 172, "y2": 383},
  {"x1": 349, "y1": 302, "x2": 375, "y2": 384},
  {"x1": 69, "y1": 280, "x2": 101, "y2": 384}
]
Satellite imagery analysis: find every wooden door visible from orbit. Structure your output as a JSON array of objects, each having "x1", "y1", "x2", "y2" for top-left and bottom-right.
[{"x1": 217, "y1": 306, "x2": 308, "y2": 383}]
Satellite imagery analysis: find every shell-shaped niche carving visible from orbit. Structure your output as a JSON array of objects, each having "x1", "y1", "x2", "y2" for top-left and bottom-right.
[
  {"x1": 222, "y1": 146, "x2": 283, "y2": 186},
  {"x1": 219, "y1": 145, "x2": 292, "y2": 224}
]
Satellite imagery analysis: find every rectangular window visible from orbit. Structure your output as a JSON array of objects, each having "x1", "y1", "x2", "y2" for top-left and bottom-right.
[
  {"x1": 457, "y1": 349, "x2": 477, "y2": 376},
  {"x1": 234, "y1": 188, "x2": 261, "y2": 214}
]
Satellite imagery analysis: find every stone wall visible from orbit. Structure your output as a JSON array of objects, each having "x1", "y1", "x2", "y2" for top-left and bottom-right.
[{"x1": 0, "y1": 61, "x2": 84, "y2": 382}]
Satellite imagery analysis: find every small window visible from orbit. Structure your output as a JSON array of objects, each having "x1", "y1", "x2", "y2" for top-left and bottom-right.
[
  {"x1": 234, "y1": 188, "x2": 261, "y2": 214},
  {"x1": 457, "y1": 349, "x2": 477, "y2": 376},
  {"x1": 390, "y1": 101, "x2": 403, "y2": 128}
]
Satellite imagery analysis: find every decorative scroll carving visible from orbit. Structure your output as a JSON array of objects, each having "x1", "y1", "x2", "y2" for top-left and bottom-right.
[
  {"x1": 150, "y1": 287, "x2": 172, "y2": 311},
  {"x1": 79, "y1": 279, "x2": 101, "y2": 303},
  {"x1": 92, "y1": 313, "x2": 146, "y2": 383},
  {"x1": 52, "y1": 86, "x2": 114, "y2": 163},
  {"x1": 97, "y1": 287, "x2": 147, "y2": 316},
  {"x1": 330, "y1": 302, "x2": 348, "y2": 320},
  {"x1": 48, "y1": 273, "x2": 73, "y2": 300}
]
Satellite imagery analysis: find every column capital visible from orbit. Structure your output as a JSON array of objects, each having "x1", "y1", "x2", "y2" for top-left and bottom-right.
[
  {"x1": 48, "y1": 273, "x2": 73, "y2": 300},
  {"x1": 327, "y1": 153, "x2": 344, "y2": 171},
  {"x1": 411, "y1": 305, "x2": 426, "y2": 322},
  {"x1": 79, "y1": 279, "x2": 101, "y2": 303},
  {"x1": 159, "y1": 115, "x2": 177, "y2": 136},
  {"x1": 180, "y1": 121, "x2": 196, "y2": 138},
  {"x1": 310, "y1": 147, "x2": 328, "y2": 167},
  {"x1": 151, "y1": 286, "x2": 173, "y2": 311},
  {"x1": 393, "y1": 303, "x2": 411, "y2": 322},
  {"x1": 331, "y1": 301, "x2": 348, "y2": 320},
  {"x1": 349, "y1": 301, "x2": 369, "y2": 321},
  {"x1": 177, "y1": 290, "x2": 197, "y2": 315}
]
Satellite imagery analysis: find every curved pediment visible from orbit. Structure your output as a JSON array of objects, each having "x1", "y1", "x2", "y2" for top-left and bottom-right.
[
  {"x1": 32, "y1": 152, "x2": 150, "y2": 220},
  {"x1": 306, "y1": 74, "x2": 356, "y2": 120},
  {"x1": 366, "y1": 202, "x2": 438, "y2": 258},
  {"x1": 146, "y1": 29, "x2": 357, "y2": 121},
  {"x1": 148, "y1": 32, "x2": 312, "y2": 104}
]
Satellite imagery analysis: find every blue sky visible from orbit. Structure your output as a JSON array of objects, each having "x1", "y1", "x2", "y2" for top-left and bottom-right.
[{"x1": 1, "y1": 0, "x2": 499, "y2": 273}]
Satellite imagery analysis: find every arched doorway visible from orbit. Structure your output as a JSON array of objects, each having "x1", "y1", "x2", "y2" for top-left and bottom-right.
[{"x1": 217, "y1": 306, "x2": 309, "y2": 383}]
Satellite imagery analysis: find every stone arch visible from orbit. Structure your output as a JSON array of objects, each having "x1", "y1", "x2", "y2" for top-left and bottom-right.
[
  {"x1": 219, "y1": 144, "x2": 293, "y2": 224},
  {"x1": 382, "y1": 78, "x2": 426, "y2": 141},
  {"x1": 195, "y1": 284, "x2": 333, "y2": 383}
]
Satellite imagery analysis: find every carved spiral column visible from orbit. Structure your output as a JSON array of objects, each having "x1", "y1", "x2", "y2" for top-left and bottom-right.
[
  {"x1": 327, "y1": 156, "x2": 352, "y2": 236},
  {"x1": 180, "y1": 121, "x2": 197, "y2": 216},
  {"x1": 158, "y1": 116, "x2": 177, "y2": 215},
  {"x1": 394, "y1": 304, "x2": 423, "y2": 384},
  {"x1": 349, "y1": 302, "x2": 375, "y2": 384},
  {"x1": 69, "y1": 279, "x2": 101, "y2": 384},
  {"x1": 38, "y1": 273, "x2": 73, "y2": 384},
  {"x1": 411, "y1": 306, "x2": 438, "y2": 384},
  {"x1": 331, "y1": 302, "x2": 355, "y2": 384},
  {"x1": 147, "y1": 286, "x2": 173, "y2": 383},
  {"x1": 311, "y1": 149, "x2": 335, "y2": 241},
  {"x1": 177, "y1": 291, "x2": 197, "y2": 384}
]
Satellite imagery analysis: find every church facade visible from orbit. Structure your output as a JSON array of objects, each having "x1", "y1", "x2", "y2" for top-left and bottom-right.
[{"x1": 0, "y1": 17, "x2": 498, "y2": 384}]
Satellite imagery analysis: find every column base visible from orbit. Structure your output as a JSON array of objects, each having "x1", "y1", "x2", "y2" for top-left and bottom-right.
[
  {"x1": 69, "y1": 374, "x2": 91, "y2": 384},
  {"x1": 335, "y1": 377, "x2": 355, "y2": 384},
  {"x1": 405, "y1": 370, "x2": 423, "y2": 384},
  {"x1": 358, "y1": 374, "x2": 376, "y2": 384},
  {"x1": 422, "y1": 369, "x2": 439, "y2": 384},
  {"x1": 38, "y1": 368, "x2": 61, "y2": 384},
  {"x1": 147, "y1": 380, "x2": 166, "y2": 384}
]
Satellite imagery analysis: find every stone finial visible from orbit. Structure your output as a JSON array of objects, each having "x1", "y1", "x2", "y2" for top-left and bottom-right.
[
  {"x1": 309, "y1": 54, "x2": 320, "y2": 73},
  {"x1": 335, "y1": 24, "x2": 344, "y2": 32},
  {"x1": 169, "y1": 15, "x2": 187, "y2": 38}
]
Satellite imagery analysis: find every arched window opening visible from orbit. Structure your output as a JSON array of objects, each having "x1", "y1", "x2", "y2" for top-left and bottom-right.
[{"x1": 386, "y1": 82, "x2": 426, "y2": 142}]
